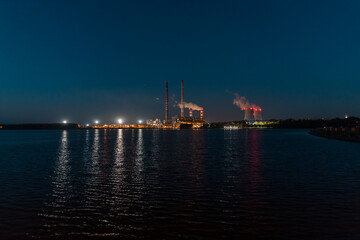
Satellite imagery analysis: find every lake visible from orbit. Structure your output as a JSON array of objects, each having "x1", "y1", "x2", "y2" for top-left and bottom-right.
[{"x1": 1, "y1": 129, "x2": 360, "y2": 239}]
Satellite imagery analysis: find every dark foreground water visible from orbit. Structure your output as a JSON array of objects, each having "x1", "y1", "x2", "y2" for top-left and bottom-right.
[{"x1": 1, "y1": 129, "x2": 360, "y2": 239}]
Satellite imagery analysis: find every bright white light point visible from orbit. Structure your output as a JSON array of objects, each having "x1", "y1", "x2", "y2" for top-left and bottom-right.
[
  {"x1": 95, "y1": 120, "x2": 99, "y2": 124},
  {"x1": 118, "y1": 119, "x2": 123, "y2": 124},
  {"x1": 138, "y1": 120, "x2": 143, "y2": 124},
  {"x1": 63, "y1": 120, "x2": 67, "y2": 124},
  {"x1": 86, "y1": 124, "x2": 89, "y2": 127}
]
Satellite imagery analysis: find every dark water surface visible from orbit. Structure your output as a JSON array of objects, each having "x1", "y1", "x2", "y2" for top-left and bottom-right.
[{"x1": 1, "y1": 129, "x2": 360, "y2": 239}]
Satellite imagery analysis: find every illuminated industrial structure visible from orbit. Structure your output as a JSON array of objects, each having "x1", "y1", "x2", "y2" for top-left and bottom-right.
[
  {"x1": 168, "y1": 80, "x2": 207, "y2": 128},
  {"x1": 146, "y1": 118, "x2": 162, "y2": 126},
  {"x1": 146, "y1": 80, "x2": 207, "y2": 129},
  {"x1": 244, "y1": 107, "x2": 262, "y2": 122},
  {"x1": 165, "y1": 81, "x2": 169, "y2": 122},
  {"x1": 233, "y1": 95, "x2": 263, "y2": 122},
  {"x1": 181, "y1": 80, "x2": 184, "y2": 118},
  {"x1": 52, "y1": 80, "x2": 208, "y2": 130}
]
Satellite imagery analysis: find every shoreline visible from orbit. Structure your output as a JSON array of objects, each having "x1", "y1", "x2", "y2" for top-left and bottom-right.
[{"x1": 309, "y1": 128, "x2": 360, "y2": 143}]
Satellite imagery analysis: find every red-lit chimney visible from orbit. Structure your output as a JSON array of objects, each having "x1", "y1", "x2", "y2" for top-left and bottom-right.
[
  {"x1": 200, "y1": 108, "x2": 204, "y2": 120},
  {"x1": 189, "y1": 108, "x2": 193, "y2": 117}
]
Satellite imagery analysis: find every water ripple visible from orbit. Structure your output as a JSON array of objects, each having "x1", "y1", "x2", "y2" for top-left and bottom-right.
[{"x1": 0, "y1": 129, "x2": 360, "y2": 239}]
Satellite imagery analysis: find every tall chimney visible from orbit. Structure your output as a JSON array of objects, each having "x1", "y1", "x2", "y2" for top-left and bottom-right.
[
  {"x1": 165, "y1": 81, "x2": 169, "y2": 122},
  {"x1": 189, "y1": 108, "x2": 193, "y2": 117},
  {"x1": 200, "y1": 108, "x2": 204, "y2": 120},
  {"x1": 181, "y1": 80, "x2": 184, "y2": 118}
]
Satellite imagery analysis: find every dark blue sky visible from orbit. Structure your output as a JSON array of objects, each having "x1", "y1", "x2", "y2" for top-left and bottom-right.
[{"x1": 1, "y1": 0, "x2": 360, "y2": 123}]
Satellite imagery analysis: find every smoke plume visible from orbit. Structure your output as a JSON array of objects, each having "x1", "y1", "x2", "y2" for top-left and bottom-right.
[
  {"x1": 178, "y1": 102, "x2": 203, "y2": 111},
  {"x1": 233, "y1": 94, "x2": 262, "y2": 111}
]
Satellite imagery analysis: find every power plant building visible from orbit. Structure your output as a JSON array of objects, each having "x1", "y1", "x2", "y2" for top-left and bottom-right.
[{"x1": 165, "y1": 80, "x2": 207, "y2": 129}]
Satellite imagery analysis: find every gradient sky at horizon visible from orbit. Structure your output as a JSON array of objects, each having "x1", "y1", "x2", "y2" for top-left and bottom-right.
[{"x1": 1, "y1": 0, "x2": 360, "y2": 123}]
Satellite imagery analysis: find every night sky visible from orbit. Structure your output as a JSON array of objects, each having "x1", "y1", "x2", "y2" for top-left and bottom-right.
[{"x1": 1, "y1": 0, "x2": 360, "y2": 123}]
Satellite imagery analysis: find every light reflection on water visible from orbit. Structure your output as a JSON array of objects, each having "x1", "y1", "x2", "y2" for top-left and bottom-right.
[
  {"x1": 113, "y1": 129, "x2": 124, "y2": 182},
  {"x1": 51, "y1": 130, "x2": 71, "y2": 204},
  {"x1": 135, "y1": 129, "x2": 144, "y2": 181},
  {"x1": 1, "y1": 129, "x2": 360, "y2": 239},
  {"x1": 91, "y1": 129, "x2": 100, "y2": 171},
  {"x1": 248, "y1": 130, "x2": 263, "y2": 194}
]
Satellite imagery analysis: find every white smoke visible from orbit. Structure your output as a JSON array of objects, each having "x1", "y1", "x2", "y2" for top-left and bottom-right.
[
  {"x1": 178, "y1": 102, "x2": 203, "y2": 111},
  {"x1": 233, "y1": 94, "x2": 261, "y2": 111},
  {"x1": 170, "y1": 93, "x2": 178, "y2": 107},
  {"x1": 171, "y1": 93, "x2": 203, "y2": 110}
]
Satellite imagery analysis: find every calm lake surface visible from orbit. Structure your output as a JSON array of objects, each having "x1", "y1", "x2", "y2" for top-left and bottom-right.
[{"x1": 1, "y1": 129, "x2": 360, "y2": 239}]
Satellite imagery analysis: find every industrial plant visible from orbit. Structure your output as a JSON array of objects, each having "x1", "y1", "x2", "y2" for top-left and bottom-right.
[
  {"x1": 0, "y1": 81, "x2": 272, "y2": 130},
  {"x1": 83, "y1": 80, "x2": 207, "y2": 129},
  {"x1": 148, "y1": 80, "x2": 207, "y2": 129},
  {"x1": 233, "y1": 94, "x2": 263, "y2": 122}
]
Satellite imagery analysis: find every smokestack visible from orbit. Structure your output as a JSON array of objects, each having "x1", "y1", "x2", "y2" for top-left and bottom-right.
[
  {"x1": 181, "y1": 80, "x2": 184, "y2": 118},
  {"x1": 165, "y1": 81, "x2": 169, "y2": 122},
  {"x1": 200, "y1": 108, "x2": 204, "y2": 120},
  {"x1": 189, "y1": 108, "x2": 193, "y2": 117}
]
